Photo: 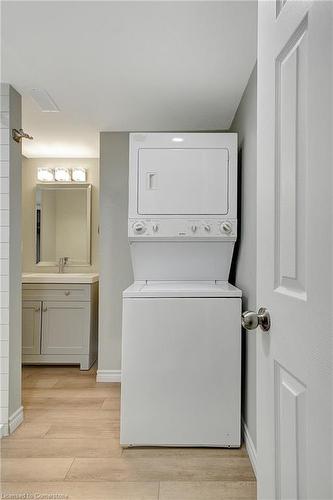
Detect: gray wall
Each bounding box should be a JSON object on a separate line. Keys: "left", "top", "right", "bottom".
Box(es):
{"left": 230, "top": 65, "right": 257, "bottom": 448}
{"left": 98, "top": 133, "right": 133, "bottom": 373}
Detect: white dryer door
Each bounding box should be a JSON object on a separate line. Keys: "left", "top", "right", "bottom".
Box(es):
{"left": 137, "top": 148, "right": 229, "bottom": 215}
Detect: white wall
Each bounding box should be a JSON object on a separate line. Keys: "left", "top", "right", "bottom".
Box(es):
{"left": 230, "top": 65, "right": 257, "bottom": 449}
{"left": 0, "top": 84, "right": 22, "bottom": 436}
{"left": 0, "top": 83, "right": 10, "bottom": 436}
{"left": 97, "top": 132, "right": 133, "bottom": 380}
{"left": 22, "top": 157, "right": 99, "bottom": 272}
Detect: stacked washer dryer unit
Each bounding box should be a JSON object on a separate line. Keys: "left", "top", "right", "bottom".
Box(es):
{"left": 121, "top": 132, "right": 242, "bottom": 447}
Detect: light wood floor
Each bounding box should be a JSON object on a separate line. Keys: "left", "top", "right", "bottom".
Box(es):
{"left": 1, "top": 365, "right": 256, "bottom": 500}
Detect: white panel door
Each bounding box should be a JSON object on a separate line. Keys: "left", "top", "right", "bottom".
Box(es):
{"left": 22, "top": 301, "right": 41, "bottom": 355}
{"left": 257, "top": 1, "right": 332, "bottom": 499}
{"left": 41, "top": 301, "right": 90, "bottom": 355}
{"left": 138, "top": 148, "right": 229, "bottom": 215}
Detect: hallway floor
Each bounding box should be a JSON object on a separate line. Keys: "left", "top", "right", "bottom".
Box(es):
{"left": 1, "top": 365, "right": 256, "bottom": 500}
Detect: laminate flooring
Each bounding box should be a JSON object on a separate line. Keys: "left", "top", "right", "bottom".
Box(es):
{"left": 1, "top": 365, "right": 256, "bottom": 500}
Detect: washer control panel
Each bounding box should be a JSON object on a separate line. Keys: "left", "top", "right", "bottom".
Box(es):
{"left": 129, "top": 219, "right": 237, "bottom": 239}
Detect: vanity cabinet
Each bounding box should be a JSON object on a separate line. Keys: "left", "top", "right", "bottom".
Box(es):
{"left": 22, "top": 282, "right": 98, "bottom": 370}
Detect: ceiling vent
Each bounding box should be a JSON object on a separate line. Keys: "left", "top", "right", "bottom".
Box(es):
{"left": 30, "top": 88, "right": 59, "bottom": 112}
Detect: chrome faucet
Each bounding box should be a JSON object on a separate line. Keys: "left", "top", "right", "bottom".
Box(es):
{"left": 58, "top": 257, "right": 69, "bottom": 273}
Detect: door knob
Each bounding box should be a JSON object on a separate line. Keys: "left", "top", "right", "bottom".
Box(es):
{"left": 242, "top": 307, "right": 271, "bottom": 332}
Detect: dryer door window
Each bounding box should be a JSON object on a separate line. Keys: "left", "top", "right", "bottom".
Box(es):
{"left": 137, "top": 148, "right": 229, "bottom": 215}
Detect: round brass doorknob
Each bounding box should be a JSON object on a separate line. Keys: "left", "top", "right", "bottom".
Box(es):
{"left": 242, "top": 307, "right": 271, "bottom": 332}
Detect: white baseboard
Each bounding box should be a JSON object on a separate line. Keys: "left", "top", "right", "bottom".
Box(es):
{"left": 9, "top": 406, "right": 24, "bottom": 434}
{"left": 242, "top": 417, "right": 257, "bottom": 478}
{"left": 96, "top": 369, "right": 121, "bottom": 383}
{"left": 0, "top": 423, "right": 8, "bottom": 438}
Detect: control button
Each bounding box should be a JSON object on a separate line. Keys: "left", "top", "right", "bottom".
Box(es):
{"left": 191, "top": 224, "right": 197, "bottom": 233}
{"left": 203, "top": 224, "right": 211, "bottom": 232}
{"left": 221, "top": 221, "right": 232, "bottom": 234}
{"left": 152, "top": 224, "right": 158, "bottom": 232}
{"left": 133, "top": 222, "right": 146, "bottom": 234}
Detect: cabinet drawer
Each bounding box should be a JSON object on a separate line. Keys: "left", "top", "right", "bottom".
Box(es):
{"left": 22, "top": 283, "right": 91, "bottom": 302}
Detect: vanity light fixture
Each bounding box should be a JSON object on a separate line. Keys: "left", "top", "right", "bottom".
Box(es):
{"left": 37, "top": 168, "right": 55, "bottom": 182}
{"left": 72, "top": 167, "right": 87, "bottom": 182}
{"left": 55, "top": 167, "right": 71, "bottom": 182}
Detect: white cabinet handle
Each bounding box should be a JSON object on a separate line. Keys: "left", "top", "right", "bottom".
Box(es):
{"left": 65, "top": 290, "right": 70, "bottom": 296}
{"left": 43, "top": 306, "right": 47, "bottom": 312}
{"left": 35, "top": 306, "right": 40, "bottom": 312}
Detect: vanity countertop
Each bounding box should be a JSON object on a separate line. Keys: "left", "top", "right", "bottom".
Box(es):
{"left": 22, "top": 273, "right": 99, "bottom": 284}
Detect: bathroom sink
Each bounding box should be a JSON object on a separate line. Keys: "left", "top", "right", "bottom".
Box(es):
{"left": 22, "top": 273, "right": 99, "bottom": 284}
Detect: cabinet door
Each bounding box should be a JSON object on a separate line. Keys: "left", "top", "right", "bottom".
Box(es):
{"left": 22, "top": 301, "right": 42, "bottom": 354}
{"left": 41, "top": 301, "right": 90, "bottom": 355}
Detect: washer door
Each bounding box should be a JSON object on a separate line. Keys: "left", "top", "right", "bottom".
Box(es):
{"left": 121, "top": 297, "right": 241, "bottom": 446}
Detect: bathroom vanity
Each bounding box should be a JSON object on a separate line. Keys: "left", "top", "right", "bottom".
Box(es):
{"left": 22, "top": 273, "right": 99, "bottom": 370}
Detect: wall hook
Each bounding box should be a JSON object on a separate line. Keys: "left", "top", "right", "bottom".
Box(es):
{"left": 12, "top": 128, "right": 33, "bottom": 143}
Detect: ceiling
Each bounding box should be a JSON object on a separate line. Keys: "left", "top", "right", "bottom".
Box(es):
{"left": 2, "top": 1, "right": 257, "bottom": 158}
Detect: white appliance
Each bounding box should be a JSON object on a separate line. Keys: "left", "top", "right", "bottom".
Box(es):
{"left": 120, "top": 132, "right": 242, "bottom": 447}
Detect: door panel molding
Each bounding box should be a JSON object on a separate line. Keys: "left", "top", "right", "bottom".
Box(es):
{"left": 274, "top": 362, "right": 307, "bottom": 500}
{"left": 274, "top": 16, "right": 308, "bottom": 300}
{"left": 276, "top": 0, "right": 288, "bottom": 18}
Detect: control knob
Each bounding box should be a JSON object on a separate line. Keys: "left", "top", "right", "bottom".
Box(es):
{"left": 203, "top": 224, "right": 211, "bottom": 232}
{"left": 221, "top": 221, "right": 232, "bottom": 234}
{"left": 133, "top": 221, "right": 146, "bottom": 234}
{"left": 191, "top": 224, "right": 197, "bottom": 233}
{"left": 152, "top": 224, "right": 158, "bottom": 232}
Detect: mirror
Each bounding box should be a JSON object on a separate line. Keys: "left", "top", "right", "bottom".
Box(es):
{"left": 35, "top": 184, "right": 91, "bottom": 266}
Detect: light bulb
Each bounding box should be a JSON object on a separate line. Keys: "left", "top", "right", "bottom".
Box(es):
{"left": 37, "top": 168, "right": 54, "bottom": 182}
{"left": 72, "top": 167, "right": 87, "bottom": 182}
{"left": 55, "top": 168, "right": 71, "bottom": 182}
